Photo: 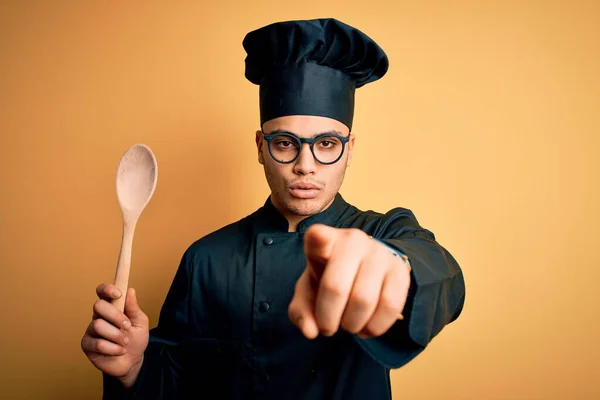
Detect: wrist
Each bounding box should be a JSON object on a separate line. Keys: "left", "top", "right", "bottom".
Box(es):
{"left": 118, "top": 357, "right": 144, "bottom": 389}
{"left": 370, "top": 236, "right": 411, "bottom": 270}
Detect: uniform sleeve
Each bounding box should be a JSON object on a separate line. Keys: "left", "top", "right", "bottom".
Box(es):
{"left": 354, "top": 207, "right": 466, "bottom": 369}
{"left": 102, "top": 249, "right": 195, "bottom": 399}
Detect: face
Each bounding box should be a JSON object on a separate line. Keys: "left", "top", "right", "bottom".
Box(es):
{"left": 255, "top": 115, "right": 355, "bottom": 221}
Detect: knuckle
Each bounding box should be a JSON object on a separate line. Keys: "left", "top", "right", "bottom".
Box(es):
{"left": 376, "top": 243, "right": 392, "bottom": 258}
{"left": 350, "top": 291, "right": 375, "bottom": 310}
{"left": 80, "top": 336, "right": 88, "bottom": 352}
{"left": 379, "top": 295, "right": 401, "bottom": 314}
{"left": 294, "top": 278, "right": 304, "bottom": 292}
{"left": 91, "top": 318, "right": 103, "bottom": 333}
{"left": 96, "top": 283, "right": 109, "bottom": 296}
{"left": 341, "top": 319, "right": 360, "bottom": 334}
{"left": 288, "top": 308, "right": 301, "bottom": 324}
{"left": 364, "top": 324, "right": 386, "bottom": 337}
{"left": 321, "top": 282, "right": 346, "bottom": 298}
{"left": 394, "top": 261, "right": 411, "bottom": 279}
{"left": 287, "top": 304, "right": 297, "bottom": 319}
{"left": 94, "top": 340, "right": 104, "bottom": 353}
{"left": 347, "top": 228, "right": 366, "bottom": 243}
{"left": 287, "top": 299, "right": 298, "bottom": 313}
{"left": 92, "top": 299, "right": 104, "bottom": 314}
{"left": 288, "top": 301, "right": 305, "bottom": 321}
{"left": 318, "top": 314, "right": 339, "bottom": 331}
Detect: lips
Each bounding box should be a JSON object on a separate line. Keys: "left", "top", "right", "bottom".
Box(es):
{"left": 289, "top": 183, "right": 320, "bottom": 190}
{"left": 288, "top": 182, "right": 321, "bottom": 199}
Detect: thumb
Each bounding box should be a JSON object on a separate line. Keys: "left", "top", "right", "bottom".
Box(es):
{"left": 304, "top": 224, "right": 338, "bottom": 268}
{"left": 124, "top": 288, "right": 148, "bottom": 327}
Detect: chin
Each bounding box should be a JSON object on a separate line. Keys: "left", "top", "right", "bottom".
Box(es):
{"left": 285, "top": 196, "right": 328, "bottom": 216}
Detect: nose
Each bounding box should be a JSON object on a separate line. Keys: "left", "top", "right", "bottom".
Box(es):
{"left": 293, "top": 143, "right": 317, "bottom": 175}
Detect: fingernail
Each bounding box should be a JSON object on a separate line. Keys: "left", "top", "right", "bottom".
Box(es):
{"left": 320, "top": 329, "right": 334, "bottom": 337}
{"left": 112, "top": 290, "right": 120, "bottom": 298}
{"left": 123, "top": 336, "right": 129, "bottom": 345}
{"left": 123, "top": 320, "right": 131, "bottom": 330}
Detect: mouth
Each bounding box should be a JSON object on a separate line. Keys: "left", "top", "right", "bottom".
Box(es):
{"left": 288, "top": 182, "right": 321, "bottom": 199}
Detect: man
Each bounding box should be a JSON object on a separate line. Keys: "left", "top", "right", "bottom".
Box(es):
{"left": 81, "top": 18, "right": 466, "bottom": 399}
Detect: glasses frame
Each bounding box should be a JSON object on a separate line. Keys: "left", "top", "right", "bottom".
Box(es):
{"left": 262, "top": 131, "right": 351, "bottom": 165}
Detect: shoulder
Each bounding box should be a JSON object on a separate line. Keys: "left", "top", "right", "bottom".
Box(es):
{"left": 180, "top": 207, "right": 261, "bottom": 263}
{"left": 341, "top": 202, "right": 434, "bottom": 240}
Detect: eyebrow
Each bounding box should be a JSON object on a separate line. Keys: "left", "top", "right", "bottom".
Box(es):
{"left": 264, "top": 129, "right": 344, "bottom": 138}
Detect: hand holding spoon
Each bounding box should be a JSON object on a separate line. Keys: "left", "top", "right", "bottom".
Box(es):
{"left": 112, "top": 144, "right": 158, "bottom": 312}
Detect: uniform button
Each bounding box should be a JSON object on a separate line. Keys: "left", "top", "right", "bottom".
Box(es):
{"left": 263, "top": 237, "right": 274, "bottom": 245}
{"left": 259, "top": 302, "right": 270, "bottom": 313}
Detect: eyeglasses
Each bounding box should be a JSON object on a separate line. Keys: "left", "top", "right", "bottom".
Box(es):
{"left": 262, "top": 131, "right": 350, "bottom": 165}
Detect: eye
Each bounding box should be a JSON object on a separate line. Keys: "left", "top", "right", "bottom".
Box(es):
{"left": 272, "top": 135, "right": 299, "bottom": 151}
{"left": 276, "top": 140, "right": 294, "bottom": 148}
{"left": 316, "top": 137, "right": 341, "bottom": 150}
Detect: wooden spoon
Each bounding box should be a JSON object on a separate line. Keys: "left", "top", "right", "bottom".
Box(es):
{"left": 112, "top": 143, "right": 158, "bottom": 312}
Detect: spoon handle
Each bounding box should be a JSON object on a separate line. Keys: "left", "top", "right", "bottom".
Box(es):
{"left": 112, "top": 220, "right": 136, "bottom": 313}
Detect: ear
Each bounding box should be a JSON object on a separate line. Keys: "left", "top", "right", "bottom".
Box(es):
{"left": 346, "top": 134, "right": 356, "bottom": 168}
{"left": 255, "top": 130, "right": 265, "bottom": 165}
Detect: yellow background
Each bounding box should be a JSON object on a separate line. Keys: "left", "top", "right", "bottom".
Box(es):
{"left": 1, "top": 1, "right": 599, "bottom": 399}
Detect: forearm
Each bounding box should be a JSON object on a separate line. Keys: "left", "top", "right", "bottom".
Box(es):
{"left": 355, "top": 231, "right": 465, "bottom": 368}
{"left": 383, "top": 234, "right": 465, "bottom": 345}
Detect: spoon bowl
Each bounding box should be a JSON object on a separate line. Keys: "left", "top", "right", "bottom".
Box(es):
{"left": 112, "top": 144, "right": 158, "bottom": 312}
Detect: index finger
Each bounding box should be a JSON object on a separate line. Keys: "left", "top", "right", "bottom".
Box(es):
{"left": 315, "top": 234, "right": 365, "bottom": 335}
{"left": 304, "top": 224, "right": 337, "bottom": 274}
{"left": 96, "top": 283, "right": 122, "bottom": 301}
{"left": 92, "top": 299, "right": 131, "bottom": 330}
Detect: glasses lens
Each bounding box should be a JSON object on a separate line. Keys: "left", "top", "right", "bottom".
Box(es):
{"left": 313, "top": 135, "right": 344, "bottom": 163}
{"left": 268, "top": 135, "right": 300, "bottom": 163}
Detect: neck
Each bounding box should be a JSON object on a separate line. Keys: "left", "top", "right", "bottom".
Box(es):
{"left": 286, "top": 215, "right": 307, "bottom": 233}
{"left": 269, "top": 194, "right": 337, "bottom": 233}
{"left": 269, "top": 198, "right": 308, "bottom": 232}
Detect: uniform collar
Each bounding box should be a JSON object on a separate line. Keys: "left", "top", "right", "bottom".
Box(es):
{"left": 261, "top": 193, "right": 350, "bottom": 233}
